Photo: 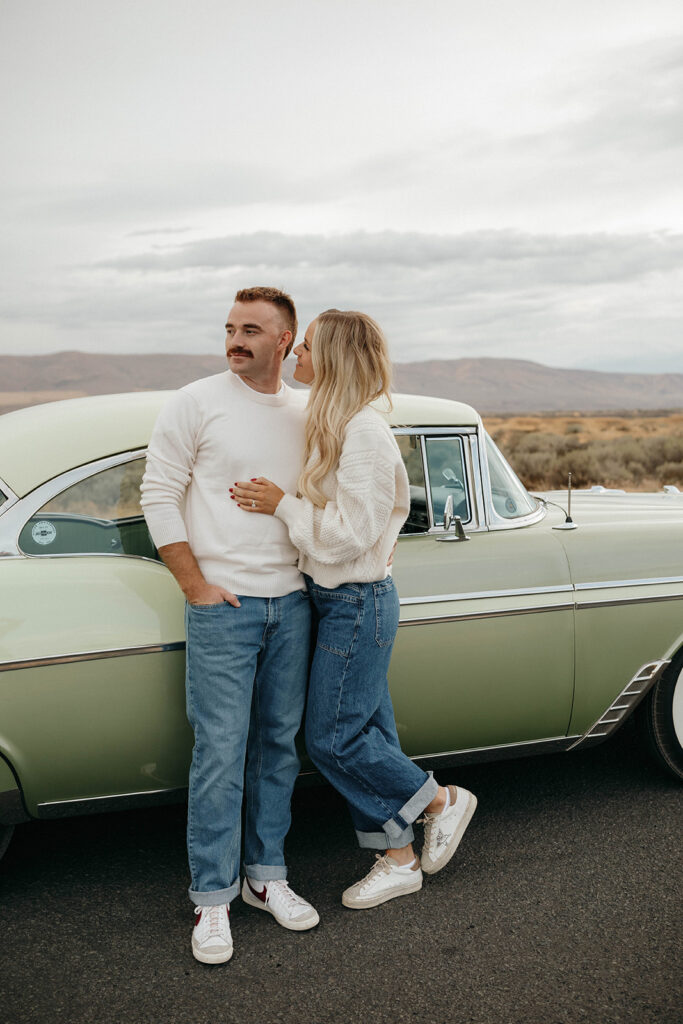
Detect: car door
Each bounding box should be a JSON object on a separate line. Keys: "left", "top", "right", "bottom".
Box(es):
{"left": 0, "top": 453, "right": 191, "bottom": 817}
{"left": 389, "top": 430, "right": 575, "bottom": 759}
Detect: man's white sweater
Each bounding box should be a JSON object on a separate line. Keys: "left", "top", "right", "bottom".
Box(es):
{"left": 274, "top": 406, "right": 411, "bottom": 589}
{"left": 140, "top": 371, "right": 307, "bottom": 598}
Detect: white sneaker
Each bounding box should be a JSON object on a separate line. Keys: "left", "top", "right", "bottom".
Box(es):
{"left": 192, "top": 904, "right": 233, "bottom": 964}
{"left": 342, "top": 854, "right": 423, "bottom": 909}
{"left": 420, "top": 784, "right": 477, "bottom": 875}
{"left": 241, "top": 878, "right": 319, "bottom": 931}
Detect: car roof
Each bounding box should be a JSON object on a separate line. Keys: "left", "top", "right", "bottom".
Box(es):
{"left": 0, "top": 385, "right": 479, "bottom": 497}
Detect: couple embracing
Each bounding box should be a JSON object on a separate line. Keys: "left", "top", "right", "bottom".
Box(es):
{"left": 141, "top": 287, "right": 477, "bottom": 964}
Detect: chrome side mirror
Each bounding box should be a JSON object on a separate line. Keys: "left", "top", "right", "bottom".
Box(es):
{"left": 437, "top": 495, "right": 470, "bottom": 542}
{"left": 443, "top": 493, "right": 454, "bottom": 531}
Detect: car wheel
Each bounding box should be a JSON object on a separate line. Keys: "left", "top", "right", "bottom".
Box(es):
{"left": 0, "top": 823, "right": 14, "bottom": 862}
{"left": 637, "top": 650, "right": 683, "bottom": 782}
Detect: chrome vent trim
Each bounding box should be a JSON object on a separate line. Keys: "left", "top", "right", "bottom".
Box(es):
{"left": 569, "top": 660, "right": 670, "bottom": 750}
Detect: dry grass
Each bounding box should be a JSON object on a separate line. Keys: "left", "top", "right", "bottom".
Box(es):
{"left": 484, "top": 412, "right": 683, "bottom": 491}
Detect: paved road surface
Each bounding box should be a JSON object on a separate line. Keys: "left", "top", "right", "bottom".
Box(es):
{"left": 1, "top": 722, "right": 681, "bottom": 1024}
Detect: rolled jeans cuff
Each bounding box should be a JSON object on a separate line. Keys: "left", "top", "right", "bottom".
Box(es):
{"left": 189, "top": 881, "right": 240, "bottom": 906}
{"left": 354, "top": 771, "right": 439, "bottom": 850}
{"left": 244, "top": 864, "right": 288, "bottom": 882}
{"left": 356, "top": 824, "right": 415, "bottom": 850}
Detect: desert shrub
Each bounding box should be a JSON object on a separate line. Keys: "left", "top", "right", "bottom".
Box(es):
{"left": 498, "top": 422, "right": 683, "bottom": 491}
{"left": 658, "top": 461, "right": 683, "bottom": 485}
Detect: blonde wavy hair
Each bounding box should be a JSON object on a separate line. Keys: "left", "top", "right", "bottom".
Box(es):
{"left": 299, "top": 309, "right": 393, "bottom": 508}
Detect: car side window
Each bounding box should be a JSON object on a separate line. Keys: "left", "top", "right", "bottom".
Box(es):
{"left": 18, "top": 457, "right": 160, "bottom": 560}
{"left": 395, "top": 434, "right": 430, "bottom": 534}
{"left": 425, "top": 437, "right": 470, "bottom": 524}
{"left": 484, "top": 433, "right": 537, "bottom": 519}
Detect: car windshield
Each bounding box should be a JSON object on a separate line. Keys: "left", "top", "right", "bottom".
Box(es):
{"left": 485, "top": 432, "right": 538, "bottom": 519}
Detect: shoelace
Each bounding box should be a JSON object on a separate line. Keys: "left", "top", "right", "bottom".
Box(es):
{"left": 359, "top": 854, "right": 394, "bottom": 892}
{"left": 195, "top": 904, "right": 228, "bottom": 938}
{"left": 267, "top": 880, "right": 309, "bottom": 910}
{"left": 418, "top": 809, "right": 444, "bottom": 855}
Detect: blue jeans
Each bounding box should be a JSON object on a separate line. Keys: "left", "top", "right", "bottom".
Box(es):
{"left": 184, "top": 589, "right": 310, "bottom": 906}
{"left": 304, "top": 575, "right": 437, "bottom": 849}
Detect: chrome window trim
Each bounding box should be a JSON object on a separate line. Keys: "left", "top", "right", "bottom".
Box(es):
{"left": 0, "top": 449, "right": 148, "bottom": 557}
{"left": 0, "top": 474, "right": 19, "bottom": 516}
{"left": 419, "top": 434, "right": 435, "bottom": 528}
{"left": 393, "top": 428, "right": 481, "bottom": 536}
{"left": 478, "top": 421, "right": 546, "bottom": 531}
{"left": 0, "top": 641, "right": 186, "bottom": 673}
{"left": 469, "top": 434, "right": 485, "bottom": 528}
{"left": 423, "top": 433, "right": 473, "bottom": 528}
{"left": 392, "top": 426, "right": 478, "bottom": 436}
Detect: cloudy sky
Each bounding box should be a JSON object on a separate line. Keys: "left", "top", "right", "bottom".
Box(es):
{"left": 1, "top": 0, "right": 682, "bottom": 371}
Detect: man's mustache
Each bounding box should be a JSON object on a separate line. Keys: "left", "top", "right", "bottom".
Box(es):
{"left": 227, "top": 347, "right": 253, "bottom": 358}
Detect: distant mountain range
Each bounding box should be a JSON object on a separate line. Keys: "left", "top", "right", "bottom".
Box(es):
{"left": 0, "top": 351, "right": 681, "bottom": 413}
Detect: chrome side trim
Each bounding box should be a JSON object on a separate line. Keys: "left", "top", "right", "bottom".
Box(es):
{"left": 36, "top": 786, "right": 187, "bottom": 819}
{"left": 399, "top": 577, "right": 683, "bottom": 611}
{"left": 576, "top": 594, "right": 683, "bottom": 611}
{"left": 569, "top": 660, "right": 670, "bottom": 750}
{"left": 35, "top": 737, "right": 583, "bottom": 818}
{"left": 400, "top": 584, "right": 574, "bottom": 606}
{"left": 576, "top": 576, "right": 683, "bottom": 591}
{"left": 0, "top": 641, "right": 186, "bottom": 673}
{"left": 400, "top": 603, "right": 574, "bottom": 626}
{"left": 411, "top": 735, "right": 579, "bottom": 769}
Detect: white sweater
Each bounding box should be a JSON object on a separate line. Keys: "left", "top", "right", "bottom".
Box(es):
{"left": 274, "top": 405, "right": 410, "bottom": 588}
{"left": 140, "top": 371, "right": 307, "bottom": 598}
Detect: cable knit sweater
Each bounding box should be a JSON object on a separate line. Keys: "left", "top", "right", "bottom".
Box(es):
{"left": 274, "top": 405, "right": 410, "bottom": 588}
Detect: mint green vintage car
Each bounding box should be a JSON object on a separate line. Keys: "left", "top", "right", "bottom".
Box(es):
{"left": 1, "top": 391, "right": 682, "bottom": 860}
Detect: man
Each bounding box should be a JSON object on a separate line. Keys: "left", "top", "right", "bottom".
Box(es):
{"left": 141, "top": 287, "right": 318, "bottom": 965}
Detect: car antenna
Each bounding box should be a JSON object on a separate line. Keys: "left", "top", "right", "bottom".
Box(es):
{"left": 552, "top": 472, "right": 578, "bottom": 530}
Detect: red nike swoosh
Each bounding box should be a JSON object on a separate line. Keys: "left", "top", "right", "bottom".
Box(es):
{"left": 247, "top": 879, "right": 267, "bottom": 903}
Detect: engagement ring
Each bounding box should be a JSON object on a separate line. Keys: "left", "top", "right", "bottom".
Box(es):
{"left": 251, "top": 500, "right": 256, "bottom": 508}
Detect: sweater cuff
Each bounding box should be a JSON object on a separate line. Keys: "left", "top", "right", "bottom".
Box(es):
{"left": 145, "top": 515, "right": 189, "bottom": 550}
{"left": 274, "top": 492, "right": 305, "bottom": 528}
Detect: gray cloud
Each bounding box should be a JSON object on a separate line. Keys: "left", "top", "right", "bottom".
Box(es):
{"left": 97, "top": 228, "right": 683, "bottom": 288}
{"left": 2, "top": 228, "right": 680, "bottom": 372}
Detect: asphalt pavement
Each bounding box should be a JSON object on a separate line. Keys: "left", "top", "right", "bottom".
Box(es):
{"left": 1, "top": 721, "right": 681, "bottom": 1024}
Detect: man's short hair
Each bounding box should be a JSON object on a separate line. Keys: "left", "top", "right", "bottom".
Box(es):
{"left": 234, "top": 286, "right": 297, "bottom": 358}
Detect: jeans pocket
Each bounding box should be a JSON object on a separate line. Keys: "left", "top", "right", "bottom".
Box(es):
{"left": 313, "top": 588, "right": 363, "bottom": 658}
{"left": 373, "top": 577, "right": 399, "bottom": 647}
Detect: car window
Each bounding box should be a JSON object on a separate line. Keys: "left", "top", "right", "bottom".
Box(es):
{"left": 395, "top": 435, "right": 430, "bottom": 534}
{"left": 18, "top": 457, "right": 160, "bottom": 559}
{"left": 485, "top": 432, "right": 537, "bottom": 519}
{"left": 425, "top": 437, "right": 470, "bottom": 524}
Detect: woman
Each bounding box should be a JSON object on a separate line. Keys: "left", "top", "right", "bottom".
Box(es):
{"left": 231, "top": 309, "right": 476, "bottom": 909}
